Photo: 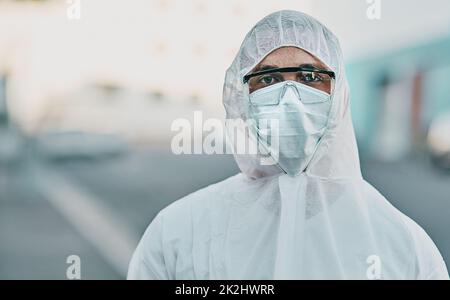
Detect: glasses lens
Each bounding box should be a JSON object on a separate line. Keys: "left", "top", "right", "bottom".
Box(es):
{"left": 248, "top": 72, "right": 284, "bottom": 94}
{"left": 248, "top": 70, "right": 333, "bottom": 95}
{"left": 297, "top": 70, "right": 333, "bottom": 94}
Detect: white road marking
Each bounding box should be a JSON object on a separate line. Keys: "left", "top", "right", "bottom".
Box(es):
{"left": 33, "top": 166, "right": 138, "bottom": 277}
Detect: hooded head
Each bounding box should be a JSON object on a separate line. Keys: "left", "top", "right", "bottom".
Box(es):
{"left": 223, "top": 10, "right": 362, "bottom": 180}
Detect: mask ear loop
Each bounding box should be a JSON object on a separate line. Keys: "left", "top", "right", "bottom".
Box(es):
{"left": 301, "top": 75, "right": 336, "bottom": 176}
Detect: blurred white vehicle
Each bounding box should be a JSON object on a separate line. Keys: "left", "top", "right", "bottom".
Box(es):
{"left": 427, "top": 112, "right": 450, "bottom": 170}
{"left": 0, "top": 127, "right": 24, "bottom": 165}
{"left": 34, "top": 131, "right": 128, "bottom": 161}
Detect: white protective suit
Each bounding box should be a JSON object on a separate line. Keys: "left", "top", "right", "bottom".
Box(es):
{"left": 128, "top": 10, "right": 449, "bottom": 279}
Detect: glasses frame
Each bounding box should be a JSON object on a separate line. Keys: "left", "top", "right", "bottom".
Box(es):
{"left": 243, "top": 66, "right": 336, "bottom": 84}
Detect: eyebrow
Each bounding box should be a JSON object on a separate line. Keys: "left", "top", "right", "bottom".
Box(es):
{"left": 252, "top": 64, "right": 279, "bottom": 72}
{"left": 253, "top": 63, "right": 328, "bottom": 73}
{"left": 299, "top": 63, "right": 324, "bottom": 70}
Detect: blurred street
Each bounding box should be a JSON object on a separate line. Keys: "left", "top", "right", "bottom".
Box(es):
{"left": 1, "top": 150, "right": 449, "bottom": 279}
{"left": 0, "top": 149, "right": 240, "bottom": 279}
{"left": 362, "top": 159, "right": 450, "bottom": 267}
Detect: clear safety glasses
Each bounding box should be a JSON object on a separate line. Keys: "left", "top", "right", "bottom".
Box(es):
{"left": 243, "top": 66, "right": 335, "bottom": 95}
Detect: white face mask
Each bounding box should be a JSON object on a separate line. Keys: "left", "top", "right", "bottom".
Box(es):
{"left": 248, "top": 80, "right": 332, "bottom": 176}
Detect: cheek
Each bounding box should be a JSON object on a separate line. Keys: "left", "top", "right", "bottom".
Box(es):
{"left": 317, "top": 81, "right": 332, "bottom": 95}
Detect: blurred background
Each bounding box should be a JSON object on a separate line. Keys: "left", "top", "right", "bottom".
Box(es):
{"left": 0, "top": 0, "right": 449, "bottom": 279}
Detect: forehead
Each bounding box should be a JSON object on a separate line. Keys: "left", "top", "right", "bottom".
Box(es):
{"left": 254, "top": 46, "right": 329, "bottom": 70}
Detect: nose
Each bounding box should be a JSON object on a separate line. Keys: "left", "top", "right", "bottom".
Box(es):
{"left": 281, "top": 81, "right": 300, "bottom": 99}
{"left": 282, "top": 72, "right": 298, "bottom": 82}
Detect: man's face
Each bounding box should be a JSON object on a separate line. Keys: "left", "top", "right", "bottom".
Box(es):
{"left": 248, "top": 46, "right": 333, "bottom": 94}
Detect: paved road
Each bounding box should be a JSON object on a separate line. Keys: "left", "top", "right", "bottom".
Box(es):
{"left": 362, "top": 158, "right": 450, "bottom": 266}
{"left": 0, "top": 149, "right": 239, "bottom": 279}
{"left": 1, "top": 149, "right": 449, "bottom": 279}
{"left": 0, "top": 161, "right": 121, "bottom": 279}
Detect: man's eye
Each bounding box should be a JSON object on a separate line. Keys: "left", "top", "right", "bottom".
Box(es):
{"left": 299, "top": 71, "right": 323, "bottom": 83}
{"left": 258, "top": 75, "right": 279, "bottom": 85}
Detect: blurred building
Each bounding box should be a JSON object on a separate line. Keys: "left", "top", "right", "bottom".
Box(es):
{"left": 0, "top": 75, "right": 7, "bottom": 125}
{"left": 347, "top": 35, "right": 450, "bottom": 160}
{"left": 1, "top": 0, "right": 450, "bottom": 150}
{"left": 0, "top": 0, "right": 314, "bottom": 146}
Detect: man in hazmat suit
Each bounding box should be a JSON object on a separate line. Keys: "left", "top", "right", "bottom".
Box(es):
{"left": 128, "top": 10, "right": 449, "bottom": 280}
